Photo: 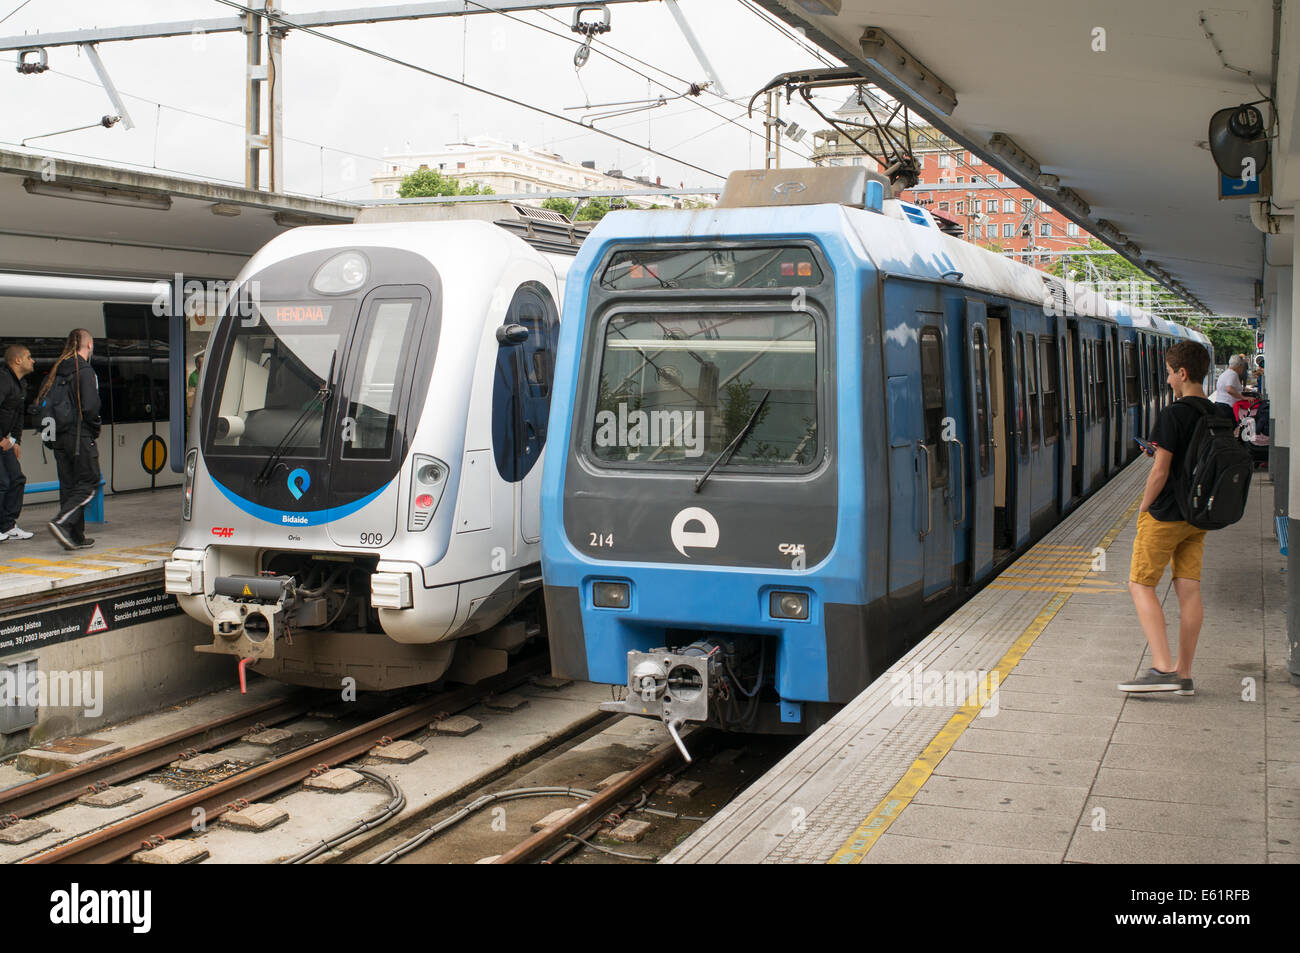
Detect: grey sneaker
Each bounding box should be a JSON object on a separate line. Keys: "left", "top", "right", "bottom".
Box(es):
{"left": 1176, "top": 678, "right": 1195, "bottom": 696}
{"left": 48, "top": 521, "right": 76, "bottom": 551}
{"left": 1118, "top": 668, "right": 1182, "bottom": 693}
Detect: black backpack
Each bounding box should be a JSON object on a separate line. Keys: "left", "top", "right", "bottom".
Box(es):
{"left": 36, "top": 374, "right": 80, "bottom": 451}
{"left": 1181, "top": 399, "right": 1253, "bottom": 529}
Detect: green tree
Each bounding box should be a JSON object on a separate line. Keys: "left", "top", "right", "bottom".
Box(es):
{"left": 397, "top": 167, "right": 494, "bottom": 198}
{"left": 541, "top": 197, "right": 576, "bottom": 219}
{"left": 1202, "top": 326, "right": 1256, "bottom": 362}
{"left": 540, "top": 196, "right": 620, "bottom": 221}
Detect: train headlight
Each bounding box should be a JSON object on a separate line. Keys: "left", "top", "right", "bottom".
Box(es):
{"left": 769, "top": 590, "right": 809, "bottom": 621}
{"left": 593, "top": 581, "right": 631, "bottom": 609}
{"left": 408, "top": 454, "right": 449, "bottom": 532}
{"left": 311, "top": 250, "right": 369, "bottom": 295}
{"left": 182, "top": 449, "right": 198, "bottom": 521}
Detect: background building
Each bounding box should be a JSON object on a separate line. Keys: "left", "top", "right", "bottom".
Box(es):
{"left": 371, "top": 137, "right": 698, "bottom": 207}
{"left": 812, "top": 97, "right": 1094, "bottom": 268}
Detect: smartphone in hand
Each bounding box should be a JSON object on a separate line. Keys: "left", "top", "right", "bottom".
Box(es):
{"left": 1134, "top": 436, "right": 1157, "bottom": 457}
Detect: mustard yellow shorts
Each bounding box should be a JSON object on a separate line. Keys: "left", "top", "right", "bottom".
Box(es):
{"left": 1129, "top": 511, "right": 1207, "bottom": 587}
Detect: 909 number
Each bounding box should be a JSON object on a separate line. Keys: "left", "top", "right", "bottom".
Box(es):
{"left": 359, "top": 532, "right": 384, "bottom": 546}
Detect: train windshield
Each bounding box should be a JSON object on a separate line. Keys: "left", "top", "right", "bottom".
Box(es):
{"left": 590, "top": 311, "right": 818, "bottom": 468}
{"left": 206, "top": 300, "right": 352, "bottom": 456}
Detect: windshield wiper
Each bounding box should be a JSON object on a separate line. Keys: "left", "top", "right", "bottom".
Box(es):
{"left": 253, "top": 352, "right": 336, "bottom": 488}
{"left": 693, "top": 390, "right": 770, "bottom": 494}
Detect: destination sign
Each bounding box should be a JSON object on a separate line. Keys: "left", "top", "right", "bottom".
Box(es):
{"left": 269, "top": 303, "right": 333, "bottom": 324}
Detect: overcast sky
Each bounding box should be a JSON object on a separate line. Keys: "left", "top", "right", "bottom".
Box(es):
{"left": 0, "top": 0, "right": 840, "bottom": 201}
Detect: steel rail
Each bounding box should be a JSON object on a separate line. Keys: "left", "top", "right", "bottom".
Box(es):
{"left": 492, "top": 736, "right": 684, "bottom": 864}
{"left": 0, "top": 695, "right": 309, "bottom": 820}
{"left": 24, "top": 658, "right": 546, "bottom": 864}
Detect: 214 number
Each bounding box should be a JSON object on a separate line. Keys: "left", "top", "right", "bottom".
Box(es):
{"left": 589, "top": 532, "right": 613, "bottom": 548}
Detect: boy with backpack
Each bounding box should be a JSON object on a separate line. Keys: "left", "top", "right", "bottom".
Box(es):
{"left": 1119, "top": 340, "right": 1253, "bottom": 696}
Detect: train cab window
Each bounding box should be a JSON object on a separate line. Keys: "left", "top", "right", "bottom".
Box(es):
{"left": 1026, "top": 335, "right": 1041, "bottom": 447}
{"left": 1123, "top": 342, "right": 1139, "bottom": 406}
{"left": 207, "top": 300, "right": 350, "bottom": 455}
{"left": 342, "top": 299, "right": 420, "bottom": 459}
{"left": 1014, "top": 333, "right": 1028, "bottom": 455}
{"left": 493, "top": 281, "right": 560, "bottom": 481}
{"left": 972, "top": 325, "right": 991, "bottom": 476}
{"left": 1040, "top": 337, "right": 1059, "bottom": 443}
{"left": 590, "top": 309, "right": 819, "bottom": 468}
{"left": 919, "top": 326, "right": 948, "bottom": 486}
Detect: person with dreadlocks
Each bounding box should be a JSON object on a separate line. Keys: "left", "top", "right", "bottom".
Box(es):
{"left": 37, "top": 328, "right": 102, "bottom": 550}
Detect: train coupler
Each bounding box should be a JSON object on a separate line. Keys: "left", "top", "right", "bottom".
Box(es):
{"left": 599, "top": 642, "right": 729, "bottom": 764}
{"left": 198, "top": 574, "right": 300, "bottom": 662}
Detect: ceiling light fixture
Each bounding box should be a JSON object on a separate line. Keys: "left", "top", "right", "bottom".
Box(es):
{"left": 209, "top": 203, "right": 242, "bottom": 217}
{"left": 22, "top": 178, "right": 171, "bottom": 211}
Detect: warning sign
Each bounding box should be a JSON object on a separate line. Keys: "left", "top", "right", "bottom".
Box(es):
{"left": 0, "top": 586, "right": 182, "bottom": 659}
{"left": 86, "top": 604, "right": 108, "bottom": 634}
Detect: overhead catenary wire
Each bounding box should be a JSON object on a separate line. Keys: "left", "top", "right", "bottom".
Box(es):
{"left": 207, "top": 0, "right": 726, "bottom": 181}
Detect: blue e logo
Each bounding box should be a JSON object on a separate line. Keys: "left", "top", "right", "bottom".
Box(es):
{"left": 287, "top": 468, "right": 310, "bottom": 500}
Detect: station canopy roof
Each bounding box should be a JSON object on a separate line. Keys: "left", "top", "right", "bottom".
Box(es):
{"left": 0, "top": 148, "right": 357, "bottom": 280}
{"left": 762, "top": 0, "right": 1295, "bottom": 318}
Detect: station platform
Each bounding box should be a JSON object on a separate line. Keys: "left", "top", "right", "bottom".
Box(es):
{"left": 0, "top": 489, "right": 180, "bottom": 604}
{"left": 666, "top": 464, "right": 1296, "bottom": 865}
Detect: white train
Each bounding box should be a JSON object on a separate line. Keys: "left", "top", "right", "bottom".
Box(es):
{"left": 164, "top": 206, "right": 580, "bottom": 689}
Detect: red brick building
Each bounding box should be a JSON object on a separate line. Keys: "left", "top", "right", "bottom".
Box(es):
{"left": 811, "top": 99, "right": 1094, "bottom": 269}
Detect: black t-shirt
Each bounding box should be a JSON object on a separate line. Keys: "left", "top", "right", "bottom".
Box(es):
{"left": 1147, "top": 396, "right": 1216, "bottom": 522}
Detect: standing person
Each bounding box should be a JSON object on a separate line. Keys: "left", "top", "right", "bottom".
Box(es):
{"left": 36, "top": 329, "right": 102, "bottom": 551}
{"left": 1211, "top": 354, "right": 1247, "bottom": 419}
{"left": 0, "top": 344, "right": 36, "bottom": 540}
{"left": 186, "top": 351, "right": 203, "bottom": 417}
{"left": 1119, "top": 340, "right": 1216, "bottom": 695}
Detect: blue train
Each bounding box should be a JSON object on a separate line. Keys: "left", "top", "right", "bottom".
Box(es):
{"left": 540, "top": 167, "right": 1212, "bottom": 754}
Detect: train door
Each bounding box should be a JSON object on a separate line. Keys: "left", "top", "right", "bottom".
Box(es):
{"left": 986, "top": 310, "right": 1012, "bottom": 562}
{"left": 1040, "top": 334, "right": 1063, "bottom": 517}
{"left": 1091, "top": 335, "right": 1109, "bottom": 482}
{"left": 509, "top": 283, "right": 559, "bottom": 545}
{"left": 1068, "top": 322, "right": 1087, "bottom": 498}
{"left": 104, "top": 306, "right": 181, "bottom": 492}
{"left": 963, "top": 299, "right": 994, "bottom": 584}
{"left": 1109, "top": 328, "right": 1123, "bottom": 469}
{"left": 882, "top": 281, "right": 951, "bottom": 601}
{"left": 918, "top": 323, "right": 953, "bottom": 599}
{"left": 1010, "top": 328, "right": 1031, "bottom": 548}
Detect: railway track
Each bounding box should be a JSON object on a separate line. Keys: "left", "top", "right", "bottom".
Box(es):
{"left": 20, "top": 657, "right": 547, "bottom": 864}
{"left": 0, "top": 695, "right": 312, "bottom": 821}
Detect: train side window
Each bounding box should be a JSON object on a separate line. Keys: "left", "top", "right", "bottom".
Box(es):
{"left": 919, "top": 325, "right": 949, "bottom": 486}
{"left": 972, "top": 325, "right": 990, "bottom": 476}
{"left": 1040, "top": 337, "right": 1059, "bottom": 443}
{"left": 1123, "top": 342, "right": 1139, "bottom": 406}
{"left": 1026, "top": 335, "right": 1040, "bottom": 447}
{"left": 1014, "top": 332, "right": 1028, "bottom": 455}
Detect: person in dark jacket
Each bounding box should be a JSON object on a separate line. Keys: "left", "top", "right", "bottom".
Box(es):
{"left": 0, "top": 343, "right": 35, "bottom": 540}
{"left": 35, "top": 329, "right": 102, "bottom": 550}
